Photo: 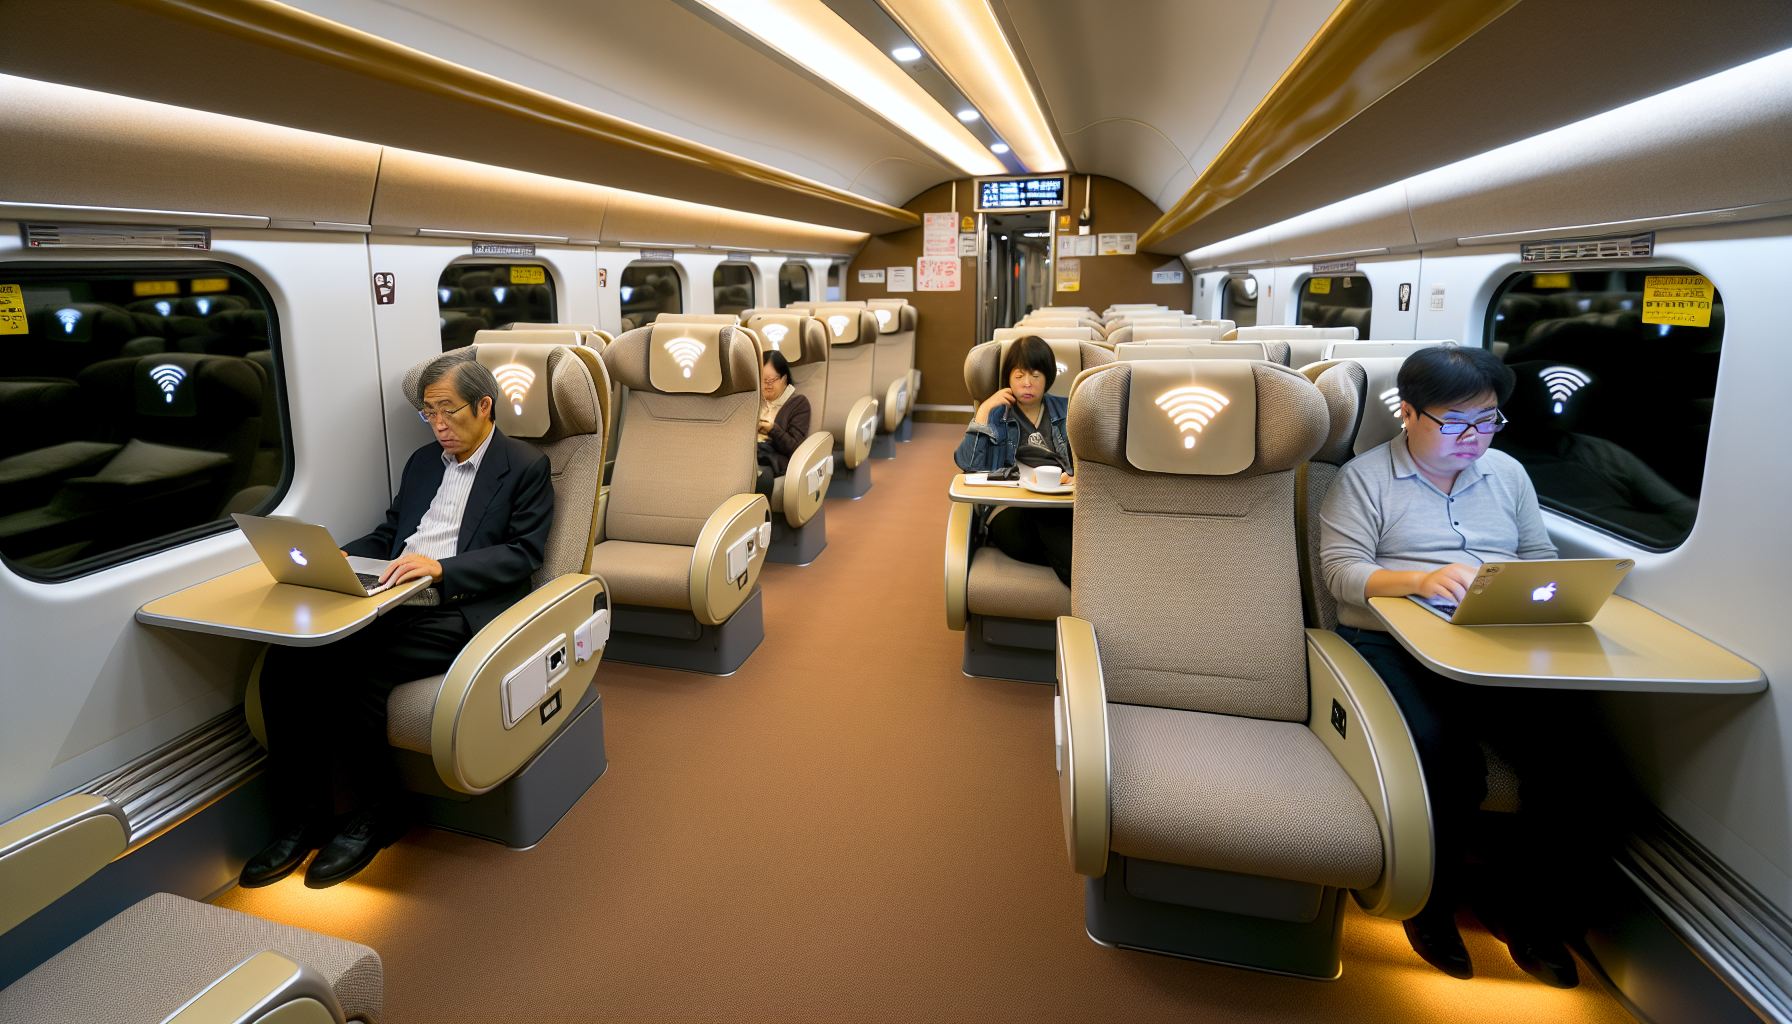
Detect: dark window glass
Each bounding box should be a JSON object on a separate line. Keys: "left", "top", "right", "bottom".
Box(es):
{"left": 1220, "top": 273, "right": 1257, "bottom": 327}
{"left": 0, "top": 263, "right": 286, "bottom": 579}
{"left": 1487, "top": 267, "right": 1720, "bottom": 550}
{"left": 1299, "top": 274, "right": 1371, "bottom": 336}
{"left": 436, "top": 263, "right": 556, "bottom": 351}
{"left": 826, "top": 263, "right": 841, "bottom": 302}
{"left": 619, "top": 264, "right": 683, "bottom": 331}
{"left": 778, "top": 262, "right": 810, "bottom": 306}
{"left": 714, "top": 263, "right": 754, "bottom": 317}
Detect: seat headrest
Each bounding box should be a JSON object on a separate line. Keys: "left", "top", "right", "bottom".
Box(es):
{"left": 502, "top": 322, "right": 597, "bottom": 333}
{"left": 604, "top": 323, "right": 757, "bottom": 397}
{"left": 1070, "top": 360, "right": 1325, "bottom": 478}
{"left": 404, "top": 344, "right": 603, "bottom": 441}
{"left": 1228, "top": 325, "right": 1358, "bottom": 341}
{"left": 965, "top": 339, "right": 1113, "bottom": 402}
{"left": 992, "top": 326, "right": 1098, "bottom": 343}
{"left": 1327, "top": 356, "right": 1410, "bottom": 455}
{"left": 744, "top": 312, "right": 828, "bottom": 365}
{"left": 655, "top": 313, "right": 740, "bottom": 326}
{"left": 1311, "top": 360, "right": 1367, "bottom": 465}
{"left": 472, "top": 342, "right": 553, "bottom": 437}
{"left": 134, "top": 352, "right": 206, "bottom": 417}
{"left": 1116, "top": 340, "right": 1270, "bottom": 361}
{"left": 810, "top": 307, "right": 876, "bottom": 345}
{"left": 1111, "top": 325, "right": 1228, "bottom": 344}
{"left": 1321, "top": 340, "right": 1443, "bottom": 360}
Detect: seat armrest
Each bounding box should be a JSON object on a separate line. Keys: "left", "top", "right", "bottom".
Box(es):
{"left": 431, "top": 574, "right": 609, "bottom": 794}
{"left": 944, "top": 503, "right": 973, "bottom": 631}
{"left": 882, "top": 377, "right": 910, "bottom": 432}
{"left": 0, "top": 794, "right": 130, "bottom": 936}
{"left": 840, "top": 395, "right": 878, "bottom": 468}
{"left": 1305, "top": 628, "right": 1433, "bottom": 919}
{"left": 1056, "top": 615, "right": 1110, "bottom": 878}
{"left": 164, "top": 949, "right": 345, "bottom": 1024}
{"left": 593, "top": 486, "right": 609, "bottom": 546}
{"left": 780, "top": 431, "right": 834, "bottom": 528}
{"left": 690, "top": 493, "right": 771, "bottom": 626}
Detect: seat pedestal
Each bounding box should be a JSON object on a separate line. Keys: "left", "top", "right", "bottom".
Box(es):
{"left": 826, "top": 457, "right": 872, "bottom": 499}
{"left": 1086, "top": 854, "right": 1346, "bottom": 980}
{"left": 962, "top": 613, "right": 1055, "bottom": 684}
{"left": 896, "top": 413, "right": 913, "bottom": 441}
{"left": 602, "top": 590, "right": 764, "bottom": 675}
{"left": 870, "top": 432, "right": 897, "bottom": 459}
{"left": 398, "top": 686, "right": 607, "bottom": 850}
{"left": 766, "top": 504, "right": 826, "bottom": 565}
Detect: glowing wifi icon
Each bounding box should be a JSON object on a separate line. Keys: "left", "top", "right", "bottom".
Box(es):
{"left": 55, "top": 308, "right": 82, "bottom": 335}
{"left": 1055, "top": 361, "right": 1069, "bottom": 377}
{"left": 762, "top": 323, "right": 788, "bottom": 350}
{"left": 149, "top": 364, "right": 186, "bottom": 404}
{"left": 493, "top": 364, "right": 535, "bottom": 415}
{"left": 827, "top": 315, "right": 849, "bottom": 337}
{"left": 1154, "top": 385, "right": 1229, "bottom": 449}
{"left": 664, "top": 337, "right": 706, "bottom": 379}
{"left": 439, "top": 288, "right": 452, "bottom": 304}
{"left": 1379, "top": 386, "right": 1402, "bottom": 417}
{"left": 874, "top": 309, "right": 891, "bottom": 328}
{"left": 194, "top": 298, "right": 212, "bottom": 315}
{"left": 154, "top": 301, "right": 173, "bottom": 316}
{"left": 1540, "top": 365, "right": 1590, "bottom": 414}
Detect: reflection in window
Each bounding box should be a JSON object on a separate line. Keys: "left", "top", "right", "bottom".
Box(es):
{"left": 778, "top": 262, "right": 810, "bottom": 307}
{"left": 0, "top": 265, "right": 285, "bottom": 579}
{"left": 1299, "top": 274, "right": 1371, "bottom": 336}
{"left": 714, "top": 263, "right": 754, "bottom": 317}
{"left": 437, "top": 263, "right": 555, "bottom": 351}
{"left": 1220, "top": 273, "right": 1257, "bottom": 328}
{"left": 1489, "top": 268, "right": 1721, "bottom": 549}
{"left": 619, "top": 264, "right": 683, "bottom": 332}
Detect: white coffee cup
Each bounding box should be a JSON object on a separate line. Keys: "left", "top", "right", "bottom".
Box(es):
{"left": 1031, "top": 465, "right": 1062, "bottom": 488}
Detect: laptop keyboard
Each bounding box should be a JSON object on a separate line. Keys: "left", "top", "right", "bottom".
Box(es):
{"left": 355, "top": 572, "right": 384, "bottom": 589}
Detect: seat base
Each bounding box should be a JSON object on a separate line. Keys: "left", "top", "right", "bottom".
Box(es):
{"left": 601, "top": 590, "right": 764, "bottom": 675}
{"left": 1087, "top": 854, "right": 1346, "bottom": 980}
{"left": 896, "top": 412, "right": 913, "bottom": 441}
{"left": 826, "top": 457, "right": 872, "bottom": 499}
{"left": 870, "top": 432, "right": 897, "bottom": 459}
{"left": 963, "top": 613, "right": 1055, "bottom": 684}
{"left": 397, "top": 686, "right": 607, "bottom": 850}
{"left": 766, "top": 504, "right": 826, "bottom": 565}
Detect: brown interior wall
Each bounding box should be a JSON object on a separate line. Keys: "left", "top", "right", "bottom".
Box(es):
{"left": 847, "top": 175, "right": 1185, "bottom": 421}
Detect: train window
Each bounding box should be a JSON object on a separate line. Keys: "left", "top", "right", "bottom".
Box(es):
{"left": 437, "top": 263, "right": 555, "bottom": 351}
{"left": 1220, "top": 273, "right": 1258, "bottom": 327}
{"left": 1299, "top": 274, "right": 1371, "bottom": 336}
{"left": 825, "top": 264, "right": 841, "bottom": 302}
{"left": 714, "top": 263, "right": 754, "bottom": 317}
{"left": 0, "top": 263, "right": 287, "bottom": 580}
{"left": 619, "top": 264, "right": 683, "bottom": 331}
{"left": 1487, "top": 267, "right": 1721, "bottom": 550}
{"left": 778, "top": 262, "right": 810, "bottom": 306}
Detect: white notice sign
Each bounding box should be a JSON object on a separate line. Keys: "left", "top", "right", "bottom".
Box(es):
{"left": 1098, "top": 233, "right": 1137, "bottom": 256}
{"left": 1056, "top": 235, "right": 1074, "bottom": 257}
{"left": 923, "top": 212, "right": 957, "bottom": 257}
{"left": 917, "top": 257, "right": 960, "bottom": 291}
{"left": 858, "top": 268, "right": 886, "bottom": 283}
{"left": 1074, "top": 234, "right": 1097, "bottom": 257}
{"left": 958, "top": 232, "right": 978, "bottom": 257}
{"left": 1152, "top": 269, "right": 1185, "bottom": 284}
{"left": 1429, "top": 284, "right": 1446, "bottom": 311}
{"left": 887, "top": 266, "right": 914, "bottom": 292}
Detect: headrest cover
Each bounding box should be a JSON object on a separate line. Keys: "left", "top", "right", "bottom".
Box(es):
{"left": 648, "top": 322, "right": 728, "bottom": 393}
{"left": 1134, "top": 326, "right": 1226, "bottom": 342}
{"left": 655, "top": 313, "right": 740, "bottom": 325}
{"left": 1312, "top": 360, "right": 1367, "bottom": 464}
{"left": 992, "top": 326, "right": 1097, "bottom": 342}
{"left": 1324, "top": 340, "right": 1442, "bottom": 360}
{"left": 812, "top": 306, "right": 869, "bottom": 345}
{"left": 1346, "top": 357, "right": 1410, "bottom": 456}
{"left": 995, "top": 337, "right": 1092, "bottom": 399}
{"left": 503, "top": 322, "right": 597, "bottom": 333}
{"left": 744, "top": 313, "right": 825, "bottom": 365}
{"left": 135, "top": 352, "right": 205, "bottom": 417}
{"left": 1125, "top": 360, "right": 1259, "bottom": 475}
{"left": 870, "top": 306, "right": 896, "bottom": 333}
{"left": 1116, "top": 341, "right": 1269, "bottom": 362}
{"left": 474, "top": 342, "right": 552, "bottom": 438}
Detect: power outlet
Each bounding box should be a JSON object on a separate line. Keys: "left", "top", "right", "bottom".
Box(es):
{"left": 502, "top": 633, "right": 569, "bottom": 728}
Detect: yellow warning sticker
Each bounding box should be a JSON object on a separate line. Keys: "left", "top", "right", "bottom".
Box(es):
{"left": 1642, "top": 275, "right": 1714, "bottom": 327}
{"left": 1309, "top": 277, "right": 1331, "bottom": 295}
{"left": 508, "top": 265, "right": 546, "bottom": 285}
{"left": 1055, "top": 257, "right": 1081, "bottom": 292}
{"left": 190, "top": 277, "right": 230, "bottom": 293}
{"left": 1532, "top": 272, "right": 1571, "bottom": 289}
{"left": 133, "top": 280, "right": 179, "bottom": 297}
{"left": 0, "top": 285, "right": 26, "bottom": 335}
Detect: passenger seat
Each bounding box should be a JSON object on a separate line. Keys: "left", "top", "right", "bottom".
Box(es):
{"left": 1114, "top": 339, "right": 1289, "bottom": 365}
{"left": 803, "top": 306, "right": 880, "bottom": 498}
{"left": 866, "top": 298, "right": 919, "bottom": 441}
{"left": 1225, "top": 325, "right": 1357, "bottom": 369}
{"left": 744, "top": 311, "right": 835, "bottom": 565}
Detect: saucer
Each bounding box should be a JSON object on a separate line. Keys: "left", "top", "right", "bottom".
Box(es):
{"left": 1020, "top": 480, "right": 1074, "bottom": 494}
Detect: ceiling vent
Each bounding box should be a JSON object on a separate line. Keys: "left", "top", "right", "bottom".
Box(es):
{"left": 1520, "top": 232, "right": 1653, "bottom": 263}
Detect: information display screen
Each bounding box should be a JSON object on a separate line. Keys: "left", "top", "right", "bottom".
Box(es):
{"left": 975, "top": 176, "right": 1068, "bottom": 211}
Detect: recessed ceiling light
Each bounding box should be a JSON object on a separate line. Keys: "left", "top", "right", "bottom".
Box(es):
{"left": 957, "top": 109, "right": 979, "bottom": 122}
{"left": 990, "top": 142, "right": 1010, "bottom": 154}
{"left": 891, "top": 45, "right": 921, "bottom": 61}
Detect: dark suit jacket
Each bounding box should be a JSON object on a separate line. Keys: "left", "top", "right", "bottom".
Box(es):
{"left": 344, "top": 428, "right": 554, "bottom": 633}
{"left": 757, "top": 393, "right": 811, "bottom": 476}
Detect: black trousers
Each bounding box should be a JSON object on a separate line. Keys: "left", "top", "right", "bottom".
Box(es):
{"left": 1337, "top": 625, "right": 1624, "bottom": 932}
{"left": 260, "top": 606, "right": 473, "bottom": 827}
{"left": 987, "top": 507, "right": 1073, "bottom": 586}
{"left": 755, "top": 442, "right": 778, "bottom": 496}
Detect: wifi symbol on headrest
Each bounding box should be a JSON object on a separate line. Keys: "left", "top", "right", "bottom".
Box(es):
{"left": 1540, "top": 365, "right": 1591, "bottom": 414}
{"left": 827, "top": 315, "right": 849, "bottom": 337}
{"left": 55, "top": 308, "right": 82, "bottom": 335}
{"left": 1379, "top": 386, "right": 1402, "bottom": 417}
{"left": 149, "top": 363, "right": 186, "bottom": 404}
{"left": 874, "top": 309, "right": 891, "bottom": 327}
{"left": 493, "top": 364, "right": 535, "bottom": 415}
{"left": 664, "top": 337, "right": 706, "bottom": 378}
{"left": 1055, "top": 361, "right": 1068, "bottom": 376}
{"left": 762, "top": 324, "right": 788, "bottom": 350}
{"left": 1154, "top": 385, "right": 1230, "bottom": 450}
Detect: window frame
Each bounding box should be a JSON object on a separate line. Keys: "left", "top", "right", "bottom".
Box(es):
{"left": 777, "top": 261, "right": 812, "bottom": 306}
{"left": 436, "top": 260, "right": 560, "bottom": 350}
{"left": 0, "top": 259, "right": 292, "bottom": 582}
{"left": 1295, "top": 271, "right": 1372, "bottom": 334}
{"left": 618, "top": 260, "right": 686, "bottom": 328}
{"left": 712, "top": 260, "right": 756, "bottom": 316}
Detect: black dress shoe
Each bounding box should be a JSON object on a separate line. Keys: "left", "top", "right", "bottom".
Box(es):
{"left": 1507, "top": 932, "right": 1580, "bottom": 988}
{"left": 240, "top": 823, "right": 325, "bottom": 888}
{"left": 1404, "top": 912, "right": 1474, "bottom": 980}
{"left": 304, "top": 808, "right": 399, "bottom": 889}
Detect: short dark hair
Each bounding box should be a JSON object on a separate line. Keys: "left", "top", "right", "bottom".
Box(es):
{"left": 761, "top": 349, "right": 792, "bottom": 384}
{"left": 1396, "top": 343, "right": 1515, "bottom": 412}
{"left": 1000, "top": 335, "right": 1058, "bottom": 392}
{"left": 419, "top": 356, "right": 499, "bottom": 421}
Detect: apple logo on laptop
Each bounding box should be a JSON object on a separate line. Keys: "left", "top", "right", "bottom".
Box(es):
{"left": 1531, "top": 582, "right": 1556, "bottom": 602}
{"left": 289, "top": 547, "right": 308, "bottom": 567}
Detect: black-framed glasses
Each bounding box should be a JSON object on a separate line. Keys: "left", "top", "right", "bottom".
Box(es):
{"left": 418, "top": 402, "right": 470, "bottom": 424}
{"left": 1417, "top": 408, "right": 1507, "bottom": 435}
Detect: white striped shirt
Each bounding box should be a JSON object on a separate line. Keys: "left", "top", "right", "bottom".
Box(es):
{"left": 402, "top": 428, "right": 494, "bottom": 560}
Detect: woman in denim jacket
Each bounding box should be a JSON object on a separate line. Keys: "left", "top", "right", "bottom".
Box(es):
{"left": 954, "top": 336, "right": 1074, "bottom": 585}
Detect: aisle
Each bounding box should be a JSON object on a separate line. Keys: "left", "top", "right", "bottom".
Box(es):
{"left": 218, "top": 423, "right": 1631, "bottom": 1022}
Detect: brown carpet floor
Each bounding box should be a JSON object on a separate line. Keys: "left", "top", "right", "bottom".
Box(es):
{"left": 220, "top": 423, "right": 1633, "bottom": 1022}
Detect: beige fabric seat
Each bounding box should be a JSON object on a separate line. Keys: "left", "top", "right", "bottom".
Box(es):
{"left": 0, "top": 892, "right": 382, "bottom": 1022}
{"left": 744, "top": 311, "right": 834, "bottom": 554}
{"left": 1104, "top": 324, "right": 1227, "bottom": 345}
{"left": 966, "top": 546, "right": 1070, "bottom": 621}
{"left": 866, "top": 298, "right": 919, "bottom": 433}
{"left": 803, "top": 306, "right": 881, "bottom": 495}
{"left": 1054, "top": 358, "right": 1430, "bottom": 978}
{"left": 1226, "top": 325, "right": 1358, "bottom": 368}
{"left": 1114, "top": 339, "right": 1291, "bottom": 365}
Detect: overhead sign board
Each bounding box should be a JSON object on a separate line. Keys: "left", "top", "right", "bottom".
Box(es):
{"left": 974, "top": 175, "right": 1069, "bottom": 212}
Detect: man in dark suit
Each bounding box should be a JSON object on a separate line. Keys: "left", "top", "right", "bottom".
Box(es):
{"left": 242, "top": 358, "right": 554, "bottom": 889}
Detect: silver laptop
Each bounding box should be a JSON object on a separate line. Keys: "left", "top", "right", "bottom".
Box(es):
{"left": 1408, "top": 558, "right": 1635, "bottom": 625}
{"left": 232, "top": 513, "right": 397, "bottom": 598}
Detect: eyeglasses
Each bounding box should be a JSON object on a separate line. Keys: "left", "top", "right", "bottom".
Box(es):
{"left": 418, "top": 402, "right": 471, "bottom": 424}
{"left": 1417, "top": 408, "right": 1507, "bottom": 435}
